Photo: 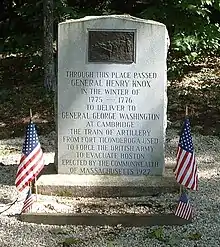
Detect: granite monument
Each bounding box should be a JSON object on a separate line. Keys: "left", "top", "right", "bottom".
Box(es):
{"left": 58, "top": 15, "right": 169, "bottom": 176}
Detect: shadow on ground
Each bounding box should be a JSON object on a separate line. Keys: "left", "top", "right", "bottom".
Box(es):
{"left": 0, "top": 164, "right": 17, "bottom": 186}
{"left": 0, "top": 56, "right": 55, "bottom": 139}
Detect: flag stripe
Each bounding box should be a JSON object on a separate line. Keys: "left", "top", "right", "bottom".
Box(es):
{"left": 175, "top": 147, "right": 189, "bottom": 174}
{"left": 21, "top": 189, "right": 35, "bottom": 213}
{"left": 15, "top": 122, "right": 44, "bottom": 192}
{"left": 182, "top": 158, "right": 194, "bottom": 185}
{"left": 178, "top": 153, "right": 194, "bottom": 184}
{"left": 175, "top": 150, "right": 188, "bottom": 176}
{"left": 184, "top": 156, "right": 196, "bottom": 188}
{"left": 16, "top": 148, "right": 43, "bottom": 184}
{"left": 16, "top": 157, "right": 43, "bottom": 191}
{"left": 22, "top": 197, "right": 34, "bottom": 213}
{"left": 16, "top": 144, "right": 42, "bottom": 181}
{"left": 16, "top": 154, "right": 43, "bottom": 191}
{"left": 15, "top": 150, "right": 43, "bottom": 191}
{"left": 174, "top": 118, "right": 198, "bottom": 191}
{"left": 175, "top": 193, "right": 192, "bottom": 220}
{"left": 188, "top": 164, "right": 198, "bottom": 191}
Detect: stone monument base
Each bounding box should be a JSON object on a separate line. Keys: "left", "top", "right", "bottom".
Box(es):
{"left": 20, "top": 213, "right": 191, "bottom": 226}
{"left": 36, "top": 164, "right": 179, "bottom": 197}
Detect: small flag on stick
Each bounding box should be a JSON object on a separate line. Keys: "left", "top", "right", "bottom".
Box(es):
{"left": 21, "top": 187, "right": 35, "bottom": 213}
{"left": 174, "top": 118, "right": 198, "bottom": 191}
{"left": 175, "top": 192, "right": 192, "bottom": 220}
{"left": 15, "top": 121, "right": 44, "bottom": 192}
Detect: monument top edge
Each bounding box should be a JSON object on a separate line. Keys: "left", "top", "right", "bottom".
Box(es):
{"left": 59, "top": 15, "right": 165, "bottom": 27}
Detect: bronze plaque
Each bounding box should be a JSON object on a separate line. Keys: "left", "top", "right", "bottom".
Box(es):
{"left": 88, "top": 31, "right": 135, "bottom": 63}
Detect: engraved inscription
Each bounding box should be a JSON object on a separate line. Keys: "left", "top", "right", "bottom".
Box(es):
{"left": 88, "top": 31, "right": 135, "bottom": 63}
{"left": 58, "top": 18, "right": 168, "bottom": 176}
{"left": 59, "top": 69, "right": 162, "bottom": 175}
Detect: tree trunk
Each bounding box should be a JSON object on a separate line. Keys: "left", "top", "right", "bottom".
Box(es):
{"left": 43, "top": 0, "right": 55, "bottom": 91}
{"left": 43, "top": 0, "right": 58, "bottom": 170}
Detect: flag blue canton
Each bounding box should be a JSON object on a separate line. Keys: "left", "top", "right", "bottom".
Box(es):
{"left": 179, "top": 192, "right": 188, "bottom": 203}
{"left": 175, "top": 191, "right": 192, "bottom": 220}
{"left": 22, "top": 123, "right": 39, "bottom": 156}
{"left": 179, "top": 118, "right": 194, "bottom": 153}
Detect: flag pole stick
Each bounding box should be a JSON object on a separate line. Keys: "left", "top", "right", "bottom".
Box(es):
{"left": 185, "top": 106, "right": 188, "bottom": 117}
{"left": 180, "top": 183, "right": 183, "bottom": 195}
{"left": 29, "top": 182, "right": 32, "bottom": 213}
{"left": 29, "top": 182, "right": 32, "bottom": 193}
{"left": 34, "top": 177, "right": 38, "bottom": 202}
{"left": 30, "top": 109, "right": 32, "bottom": 121}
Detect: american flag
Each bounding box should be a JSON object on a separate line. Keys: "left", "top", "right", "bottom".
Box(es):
{"left": 175, "top": 192, "right": 192, "bottom": 220}
{"left": 174, "top": 118, "right": 198, "bottom": 191}
{"left": 21, "top": 187, "right": 35, "bottom": 213}
{"left": 15, "top": 122, "right": 44, "bottom": 192}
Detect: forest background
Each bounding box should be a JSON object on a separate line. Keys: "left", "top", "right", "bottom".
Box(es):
{"left": 0, "top": 0, "right": 220, "bottom": 139}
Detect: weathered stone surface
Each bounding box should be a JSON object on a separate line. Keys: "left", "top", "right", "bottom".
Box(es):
{"left": 36, "top": 165, "right": 178, "bottom": 197}
{"left": 58, "top": 15, "right": 169, "bottom": 176}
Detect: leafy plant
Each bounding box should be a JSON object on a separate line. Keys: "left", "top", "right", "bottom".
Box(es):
{"left": 0, "top": 0, "right": 220, "bottom": 82}
{"left": 48, "top": 228, "right": 69, "bottom": 235}
{"left": 61, "top": 237, "right": 83, "bottom": 247}
{"left": 148, "top": 227, "right": 166, "bottom": 242}
{"left": 188, "top": 232, "right": 202, "bottom": 240}
{"left": 140, "top": 0, "right": 220, "bottom": 79}
{"left": 107, "top": 241, "right": 114, "bottom": 247}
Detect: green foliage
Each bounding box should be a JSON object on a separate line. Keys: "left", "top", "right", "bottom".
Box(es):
{"left": 106, "top": 241, "right": 114, "bottom": 247}
{"left": 148, "top": 227, "right": 166, "bottom": 242}
{"left": 147, "top": 228, "right": 203, "bottom": 246}
{"left": 48, "top": 228, "right": 69, "bottom": 235}
{"left": 54, "top": 0, "right": 78, "bottom": 23}
{"left": 147, "top": 227, "right": 181, "bottom": 246}
{"left": 166, "top": 235, "right": 182, "bottom": 247}
{"left": 188, "top": 232, "right": 202, "bottom": 240}
{"left": 139, "top": 0, "right": 220, "bottom": 79}
{"left": 61, "top": 237, "right": 83, "bottom": 246}
{"left": 0, "top": 0, "right": 43, "bottom": 56}
{"left": 0, "top": 0, "right": 220, "bottom": 80}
